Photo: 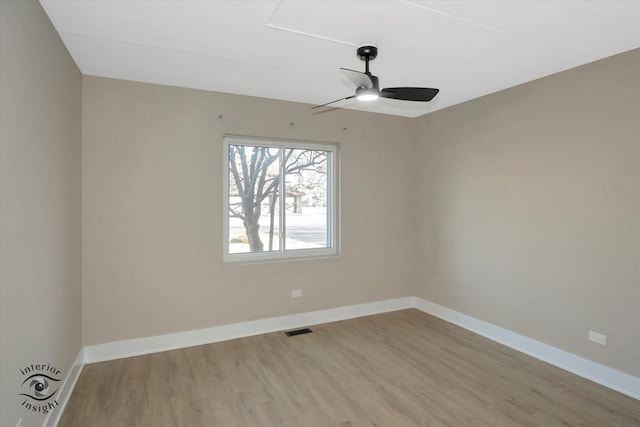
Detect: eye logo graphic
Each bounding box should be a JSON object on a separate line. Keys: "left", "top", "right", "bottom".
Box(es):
{"left": 21, "top": 374, "right": 60, "bottom": 400}
{"left": 19, "top": 364, "right": 62, "bottom": 415}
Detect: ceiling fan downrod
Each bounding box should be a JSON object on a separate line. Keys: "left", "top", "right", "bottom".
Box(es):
{"left": 357, "top": 44, "right": 378, "bottom": 75}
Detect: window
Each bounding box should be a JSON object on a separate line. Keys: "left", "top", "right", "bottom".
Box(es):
{"left": 223, "top": 136, "right": 339, "bottom": 262}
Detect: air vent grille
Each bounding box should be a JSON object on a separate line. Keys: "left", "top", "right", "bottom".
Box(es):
{"left": 285, "top": 328, "right": 313, "bottom": 337}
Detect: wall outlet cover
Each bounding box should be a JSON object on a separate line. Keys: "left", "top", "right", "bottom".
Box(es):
{"left": 588, "top": 330, "right": 607, "bottom": 346}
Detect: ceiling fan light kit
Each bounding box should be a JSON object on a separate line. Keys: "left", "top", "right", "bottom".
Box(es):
{"left": 312, "top": 44, "right": 439, "bottom": 110}
{"left": 356, "top": 88, "right": 379, "bottom": 101}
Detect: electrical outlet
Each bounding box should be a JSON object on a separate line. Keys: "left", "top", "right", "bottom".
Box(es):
{"left": 588, "top": 330, "right": 607, "bottom": 346}
{"left": 291, "top": 289, "right": 302, "bottom": 298}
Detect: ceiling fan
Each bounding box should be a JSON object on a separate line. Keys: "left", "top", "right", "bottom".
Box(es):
{"left": 312, "top": 44, "right": 439, "bottom": 110}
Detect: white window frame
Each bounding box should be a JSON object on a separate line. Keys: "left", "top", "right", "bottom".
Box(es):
{"left": 223, "top": 135, "right": 340, "bottom": 263}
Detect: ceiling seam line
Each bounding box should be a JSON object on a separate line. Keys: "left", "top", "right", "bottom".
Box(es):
{"left": 264, "top": 0, "right": 283, "bottom": 26}
{"left": 262, "top": 0, "right": 355, "bottom": 47}
{"left": 403, "top": 0, "right": 522, "bottom": 35}
{"left": 402, "top": 0, "right": 589, "bottom": 60}
{"left": 262, "top": 24, "right": 357, "bottom": 47}
{"left": 57, "top": 31, "right": 332, "bottom": 78}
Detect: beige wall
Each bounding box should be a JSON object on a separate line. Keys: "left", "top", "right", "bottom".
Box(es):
{"left": 82, "top": 76, "right": 417, "bottom": 346}
{"left": 0, "top": 1, "right": 82, "bottom": 426}
{"left": 414, "top": 49, "right": 640, "bottom": 377}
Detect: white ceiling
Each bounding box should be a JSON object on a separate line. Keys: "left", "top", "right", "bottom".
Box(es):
{"left": 40, "top": 0, "right": 640, "bottom": 118}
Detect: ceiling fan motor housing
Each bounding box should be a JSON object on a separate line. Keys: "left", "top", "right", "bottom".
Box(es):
{"left": 364, "top": 74, "right": 380, "bottom": 90}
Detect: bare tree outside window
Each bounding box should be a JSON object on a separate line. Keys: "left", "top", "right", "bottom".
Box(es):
{"left": 227, "top": 143, "right": 330, "bottom": 256}
{"left": 228, "top": 145, "right": 280, "bottom": 253}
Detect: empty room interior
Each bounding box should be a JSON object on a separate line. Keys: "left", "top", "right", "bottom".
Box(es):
{"left": 1, "top": 1, "right": 639, "bottom": 426}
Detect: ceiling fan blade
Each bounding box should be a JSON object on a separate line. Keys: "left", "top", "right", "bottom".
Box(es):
{"left": 340, "top": 68, "right": 373, "bottom": 89}
{"left": 311, "top": 95, "right": 356, "bottom": 110}
{"left": 380, "top": 87, "right": 439, "bottom": 102}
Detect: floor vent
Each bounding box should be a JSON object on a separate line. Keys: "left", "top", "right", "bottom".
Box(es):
{"left": 285, "top": 328, "right": 313, "bottom": 337}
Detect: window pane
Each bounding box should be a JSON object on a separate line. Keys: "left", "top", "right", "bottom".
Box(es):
{"left": 228, "top": 144, "right": 280, "bottom": 254}
{"left": 224, "top": 137, "right": 338, "bottom": 263}
{"left": 284, "top": 149, "right": 329, "bottom": 250}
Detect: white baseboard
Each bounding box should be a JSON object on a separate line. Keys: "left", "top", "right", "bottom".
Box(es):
{"left": 43, "top": 348, "right": 85, "bottom": 427}
{"left": 411, "top": 296, "right": 639, "bottom": 400}
{"left": 84, "top": 297, "right": 413, "bottom": 363}
{"left": 81, "top": 295, "right": 638, "bottom": 401}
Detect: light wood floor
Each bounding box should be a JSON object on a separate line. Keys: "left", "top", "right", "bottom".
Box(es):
{"left": 59, "top": 309, "right": 639, "bottom": 426}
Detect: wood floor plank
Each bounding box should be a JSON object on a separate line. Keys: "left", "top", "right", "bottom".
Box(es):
{"left": 58, "top": 309, "right": 639, "bottom": 426}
